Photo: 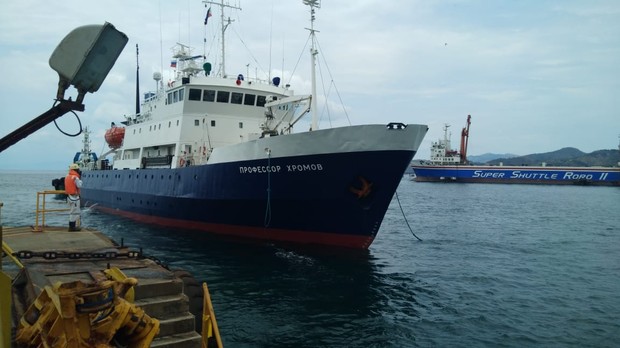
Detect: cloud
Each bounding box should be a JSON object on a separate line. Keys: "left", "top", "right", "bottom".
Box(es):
{"left": 1, "top": 0, "right": 619, "bottom": 170}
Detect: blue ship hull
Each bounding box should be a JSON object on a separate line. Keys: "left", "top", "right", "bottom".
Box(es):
{"left": 81, "top": 149, "right": 416, "bottom": 248}
{"left": 411, "top": 164, "right": 620, "bottom": 186}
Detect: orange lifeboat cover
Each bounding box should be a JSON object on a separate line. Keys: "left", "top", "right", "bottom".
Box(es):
{"left": 104, "top": 126, "right": 125, "bottom": 149}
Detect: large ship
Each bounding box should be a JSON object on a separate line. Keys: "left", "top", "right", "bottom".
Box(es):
{"left": 77, "top": 1, "right": 428, "bottom": 249}
{"left": 411, "top": 115, "right": 620, "bottom": 186}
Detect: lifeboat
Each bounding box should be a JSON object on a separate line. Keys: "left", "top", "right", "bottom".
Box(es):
{"left": 104, "top": 126, "right": 125, "bottom": 149}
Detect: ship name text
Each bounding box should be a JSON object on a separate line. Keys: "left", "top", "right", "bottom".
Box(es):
{"left": 472, "top": 170, "right": 608, "bottom": 181}
{"left": 239, "top": 163, "right": 324, "bottom": 174}
{"left": 472, "top": 170, "right": 560, "bottom": 179}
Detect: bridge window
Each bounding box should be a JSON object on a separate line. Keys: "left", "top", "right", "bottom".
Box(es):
{"left": 189, "top": 88, "right": 202, "bottom": 101}
{"left": 231, "top": 92, "right": 243, "bottom": 104}
{"left": 195, "top": 120, "right": 199, "bottom": 126}
{"left": 257, "top": 95, "right": 266, "bottom": 107}
{"left": 217, "top": 91, "right": 230, "bottom": 103}
{"left": 211, "top": 120, "right": 216, "bottom": 127}
{"left": 244, "top": 94, "right": 255, "bottom": 106}
{"left": 203, "top": 90, "right": 215, "bottom": 102}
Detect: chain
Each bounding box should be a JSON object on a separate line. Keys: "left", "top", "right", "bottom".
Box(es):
{"left": 8, "top": 246, "right": 172, "bottom": 271}
{"left": 12, "top": 249, "right": 142, "bottom": 260}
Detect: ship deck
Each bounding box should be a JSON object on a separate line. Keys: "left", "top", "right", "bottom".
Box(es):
{"left": 2, "top": 226, "right": 169, "bottom": 292}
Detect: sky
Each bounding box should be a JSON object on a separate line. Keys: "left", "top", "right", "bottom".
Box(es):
{"left": 0, "top": 0, "right": 619, "bottom": 170}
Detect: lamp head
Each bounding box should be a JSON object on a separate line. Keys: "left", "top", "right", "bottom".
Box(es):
{"left": 49, "top": 22, "right": 128, "bottom": 103}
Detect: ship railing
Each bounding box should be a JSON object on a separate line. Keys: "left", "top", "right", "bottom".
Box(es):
{"left": 34, "top": 190, "right": 69, "bottom": 232}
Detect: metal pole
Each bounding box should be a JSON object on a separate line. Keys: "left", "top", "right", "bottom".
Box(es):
{"left": 0, "top": 100, "right": 84, "bottom": 153}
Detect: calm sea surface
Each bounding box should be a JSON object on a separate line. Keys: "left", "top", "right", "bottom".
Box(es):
{"left": 1, "top": 171, "right": 619, "bottom": 347}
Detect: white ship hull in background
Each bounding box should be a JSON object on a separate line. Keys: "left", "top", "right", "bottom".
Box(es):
{"left": 78, "top": 0, "right": 428, "bottom": 248}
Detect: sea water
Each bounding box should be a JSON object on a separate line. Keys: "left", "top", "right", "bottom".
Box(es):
{"left": 1, "top": 171, "right": 619, "bottom": 347}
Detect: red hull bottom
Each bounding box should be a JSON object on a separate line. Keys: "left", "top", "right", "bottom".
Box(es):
{"left": 92, "top": 205, "right": 375, "bottom": 249}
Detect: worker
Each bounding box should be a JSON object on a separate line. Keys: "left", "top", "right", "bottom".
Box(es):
{"left": 65, "top": 163, "right": 83, "bottom": 231}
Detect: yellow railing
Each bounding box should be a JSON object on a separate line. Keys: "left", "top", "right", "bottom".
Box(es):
{"left": 2, "top": 241, "right": 24, "bottom": 269}
{"left": 1, "top": 201, "right": 11, "bottom": 348}
{"left": 34, "top": 190, "right": 69, "bottom": 232}
{"left": 201, "top": 282, "right": 223, "bottom": 348}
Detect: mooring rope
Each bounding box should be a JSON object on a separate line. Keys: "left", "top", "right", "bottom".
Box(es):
{"left": 395, "top": 190, "right": 422, "bottom": 241}
{"left": 264, "top": 149, "right": 272, "bottom": 227}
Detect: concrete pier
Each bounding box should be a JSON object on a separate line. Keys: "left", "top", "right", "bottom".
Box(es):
{"left": 3, "top": 226, "right": 203, "bottom": 348}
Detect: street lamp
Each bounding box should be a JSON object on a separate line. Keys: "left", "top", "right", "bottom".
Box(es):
{"left": 50, "top": 22, "right": 128, "bottom": 103}
{"left": 0, "top": 22, "right": 128, "bottom": 153}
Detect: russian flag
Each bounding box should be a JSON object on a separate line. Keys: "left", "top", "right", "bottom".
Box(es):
{"left": 204, "top": 7, "right": 212, "bottom": 25}
{"left": 170, "top": 60, "right": 177, "bottom": 68}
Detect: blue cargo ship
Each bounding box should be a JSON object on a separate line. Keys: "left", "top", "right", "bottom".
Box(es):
{"left": 411, "top": 115, "right": 620, "bottom": 186}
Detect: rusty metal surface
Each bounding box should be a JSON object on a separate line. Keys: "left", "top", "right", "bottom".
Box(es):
{"left": 3, "top": 226, "right": 171, "bottom": 295}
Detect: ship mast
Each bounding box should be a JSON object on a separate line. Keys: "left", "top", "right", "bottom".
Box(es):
{"left": 135, "top": 44, "right": 140, "bottom": 115}
{"left": 203, "top": 0, "right": 241, "bottom": 78}
{"left": 81, "top": 127, "right": 92, "bottom": 158}
{"left": 79, "top": 126, "right": 93, "bottom": 169}
{"left": 304, "top": 0, "right": 320, "bottom": 131}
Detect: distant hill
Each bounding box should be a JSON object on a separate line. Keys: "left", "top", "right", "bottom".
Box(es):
{"left": 486, "top": 147, "right": 620, "bottom": 167}
{"left": 468, "top": 153, "right": 518, "bottom": 164}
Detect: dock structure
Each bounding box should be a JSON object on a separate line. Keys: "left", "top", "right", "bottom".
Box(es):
{"left": 3, "top": 226, "right": 206, "bottom": 348}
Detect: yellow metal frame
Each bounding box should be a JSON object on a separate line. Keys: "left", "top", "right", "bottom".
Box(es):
{"left": 34, "top": 190, "right": 69, "bottom": 232}
{"left": 0, "top": 271, "right": 10, "bottom": 348}
{"left": 2, "top": 241, "right": 24, "bottom": 269}
{"left": 15, "top": 279, "right": 160, "bottom": 347}
{"left": 201, "top": 282, "right": 223, "bottom": 348}
{"left": 1, "top": 200, "right": 10, "bottom": 348}
{"left": 104, "top": 266, "right": 135, "bottom": 303}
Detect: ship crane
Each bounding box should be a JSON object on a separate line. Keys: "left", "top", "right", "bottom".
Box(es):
{"left": 459, "top": 114, "right": 471, "bottom": 164}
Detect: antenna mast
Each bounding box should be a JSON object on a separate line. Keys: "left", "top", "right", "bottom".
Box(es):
{"left": 303, "top": 0, "right": 320, "bottom": 131}
{"left": 135, "top": 44, "right": 140, "bottom": 115}
{"left": 203, "top": 0, "right": 241, "bottom": 78}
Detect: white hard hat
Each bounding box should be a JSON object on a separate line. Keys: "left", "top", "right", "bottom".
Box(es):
{"left": 69, "top": 163, "right": 80, "bottom": 170}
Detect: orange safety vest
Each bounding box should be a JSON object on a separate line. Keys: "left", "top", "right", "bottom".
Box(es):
{"left": 65, "top": 170, "right": 81, "bottom": 195}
